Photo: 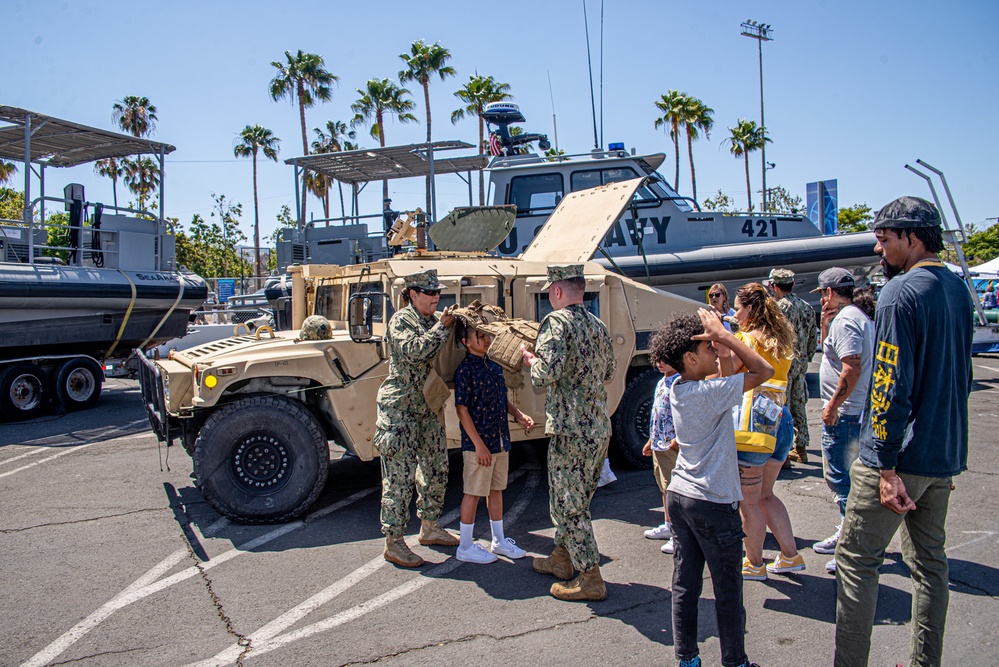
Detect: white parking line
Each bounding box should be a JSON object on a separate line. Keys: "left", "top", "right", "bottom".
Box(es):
{"left": 0, "top": 447, "right": 50, "bottom": 467}
{"left": 974, "top": 362, "right": 999, "bottom": 374}
{"left": 194, "top": 467, "right": 542, "bottom": 666}
{"left": 0, "top": 444, "right": 94, "bottom": 480}
{"left": 20, "top": 487, "right": 377, "bottom": 667}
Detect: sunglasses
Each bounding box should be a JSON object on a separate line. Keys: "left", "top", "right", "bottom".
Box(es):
{"left": 709, "top": 292, "right": 724, "bottom": 298}
{"left": 412, "top": 286, "right": 441, "bottom": 296}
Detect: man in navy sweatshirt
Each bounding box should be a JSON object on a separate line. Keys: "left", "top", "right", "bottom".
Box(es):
{"left": 834, "top": 196, "right": 973, "bottom": 667}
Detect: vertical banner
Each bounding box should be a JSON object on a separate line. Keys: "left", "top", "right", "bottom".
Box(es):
{"left": 806, "top": 179, "right": 839, "bottom": 235}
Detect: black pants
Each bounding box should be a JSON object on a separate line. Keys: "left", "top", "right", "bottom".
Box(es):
{"left": 667, "top": 491, "right": 748, "bottom": 667}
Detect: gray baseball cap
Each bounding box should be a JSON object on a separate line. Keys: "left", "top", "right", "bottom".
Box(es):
{"left": 811, "top": 267, "right": 855, "bottom": 292}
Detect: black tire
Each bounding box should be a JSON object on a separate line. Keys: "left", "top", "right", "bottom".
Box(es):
{"left": 611, "top": 367, "right": 660, "bottom": 470}
{"left": 55, "top": 357, "right": 104, "bottom": 411}
{"left": 193, "top": 396, "right": 330, "bottom": 524}
{"left": 0, "top": 363, "right": 50, "bottom": 421}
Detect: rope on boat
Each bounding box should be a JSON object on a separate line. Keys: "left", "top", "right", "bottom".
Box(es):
{"left": 103, "top": 270, "right": 138, "bottom": 362}
{"left": 134, "top": 273, "right": 188, "bottom": 355}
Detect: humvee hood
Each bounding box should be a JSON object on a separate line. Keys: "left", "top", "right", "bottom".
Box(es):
{"left": 519, "top": 176, "right": 649, "bottom": 264}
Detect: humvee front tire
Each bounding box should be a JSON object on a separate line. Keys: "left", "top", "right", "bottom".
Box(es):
{"left": 193, "top": 395, "right": 329, "bottom": 523}
{"left": 611, "top": 368, "right": 658, "bottom": 470}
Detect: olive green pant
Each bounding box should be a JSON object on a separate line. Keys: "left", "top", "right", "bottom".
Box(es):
{"left": 376, "top": 415, "right": 448, "bottom": 537}
{"left": 834, "top": 460, "right": 952, "bottom": 667}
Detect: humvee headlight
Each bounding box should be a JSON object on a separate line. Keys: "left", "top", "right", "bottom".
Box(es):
{"left": 204, "top": 375, "right": 218, "bottom": 389}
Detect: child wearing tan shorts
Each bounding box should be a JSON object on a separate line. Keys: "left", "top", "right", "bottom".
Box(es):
{"left": 453, "top": 319, "right": 535, "bottom": 564}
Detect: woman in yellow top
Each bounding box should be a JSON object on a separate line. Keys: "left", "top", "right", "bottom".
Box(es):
{"left": 723, "top": 282, "right": 805, "bottom": 581}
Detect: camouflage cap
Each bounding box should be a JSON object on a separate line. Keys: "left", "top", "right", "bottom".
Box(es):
{"left": 403, "top": 269, "right": 442, "bottom": 291}
{"left": 542, "top": 264, "right": 585, "bottom": 290}
{"left": 300, "top": 315, "right": 333, "bottom": 340}
{"left": 765, "top": 268, "right": 795, "bottom": 287}
{"left": 872, "top": 196, "right": 941, "bottom": 230}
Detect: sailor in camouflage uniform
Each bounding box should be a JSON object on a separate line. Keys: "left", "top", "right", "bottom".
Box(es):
{"left": 521, "top": 264, "right": 617, "bottom": 601}
{"left": 376, "top": 269, "right": 460, "bottom": 567}
{"left": 767, "top": 268, "right": 818, "bottom": 464}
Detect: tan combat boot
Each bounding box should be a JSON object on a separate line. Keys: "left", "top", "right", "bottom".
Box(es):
{"left": 418, "top": 519, "right": 459, "bottom": 547}
{"left": 383, "top": 535, "right": 424, "bottom": 568}
{"left": 550, "top": 565, "right": 607, "bottom": 602}
{"left": 532, "top": 545, "right": 574, "bottom": 580}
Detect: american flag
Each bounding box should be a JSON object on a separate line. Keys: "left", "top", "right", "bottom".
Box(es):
{"left": 488, "top": 132, "right": 502, "bottom": 156}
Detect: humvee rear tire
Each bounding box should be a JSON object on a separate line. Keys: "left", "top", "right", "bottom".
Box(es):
{"left": 193, "top": 396, "right": 329, "bottom": 524}
{"left": 611, "top": 368, "right": 658, "bottom": 470}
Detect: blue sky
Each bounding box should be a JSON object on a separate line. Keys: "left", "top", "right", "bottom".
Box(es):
{"left": 5, "top": 0, "right": 997, "bottom": 244}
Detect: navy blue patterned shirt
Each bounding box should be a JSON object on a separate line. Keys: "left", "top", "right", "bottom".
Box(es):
{"left": 453, "top": 353, "right": 511, "bottom": 453}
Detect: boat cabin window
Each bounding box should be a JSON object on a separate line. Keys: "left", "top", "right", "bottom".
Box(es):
{"left": 534, "top": 292, "right": 600, "bottom": 321}
{"left": 571, "top": 167, "right": 692, "bottom": 211}
{"left": 509, "top": 173, "right": 564, "bottom": 217}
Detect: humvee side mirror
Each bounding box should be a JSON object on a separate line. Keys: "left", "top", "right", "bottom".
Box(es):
{"left": 348, "top": 291, "right": 388, "bottom": 343}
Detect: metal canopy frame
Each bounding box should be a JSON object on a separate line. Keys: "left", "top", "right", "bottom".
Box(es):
{"left": 0, "top": 106, "right": 176, "bottom": 168}
{"left": 285, "top": 140, "right": 483, "bottom": 184}
{"left": 285, "top": 140, "right": 487, "bottom": 229}
{"left": 0, "top": 106, "right": 176, "bottom": 260}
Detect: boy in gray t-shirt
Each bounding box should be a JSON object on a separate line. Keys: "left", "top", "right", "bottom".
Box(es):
{"left": 660, "top": 308, "right": 774, "bottom": 667}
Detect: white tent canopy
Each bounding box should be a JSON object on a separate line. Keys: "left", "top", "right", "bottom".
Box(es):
{"left": 972, "top": 256, "right": 999, "bottom": 274}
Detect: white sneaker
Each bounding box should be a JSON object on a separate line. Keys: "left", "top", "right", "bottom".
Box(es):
{"left": 490, "top": 537, "right": 526, "bottom": 559}
{"left": 814, "top": 525, "right": 842, "bottom": 554}
{"left": 825, "top": 558, "right": 837, "bottom": 573}
{"left": 597, "top": 460, "right": 617, "bottom": 487}
{"left": 660, "top": 537, "right": 675, "bottom": 554}
{"left": 644, "top": 523, "right": 671, "bottom": 540}
{"left": 456, "top": 543, "right": 498, "bottom": 564}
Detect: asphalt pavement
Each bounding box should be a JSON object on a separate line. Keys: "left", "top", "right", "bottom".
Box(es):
{"left": 2, "top": 358, "right": 997, "bottom": 667}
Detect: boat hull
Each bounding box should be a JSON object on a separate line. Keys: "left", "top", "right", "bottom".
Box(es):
{"left": 0, "top": 264, "right": 208, "bottom": 359}
{"left": 598, "top": 232, "right": 880, "bottom": 308}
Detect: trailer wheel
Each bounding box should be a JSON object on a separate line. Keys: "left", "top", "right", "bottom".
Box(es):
{"left": 193, "top": 395, "right": 329, "bottom": 524}
{"left": 0, "top": 363, "right": 50, "bottom": 421}
{"left": 610, "top": 368, "right": 658, "bottom": 470}
{"left": 55, "top": 358, "right": 104, "bottom": 411}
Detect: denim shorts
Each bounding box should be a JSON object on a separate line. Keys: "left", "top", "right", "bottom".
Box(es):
{"left": 737, "top": 405, "right": 793, "bottom": 467}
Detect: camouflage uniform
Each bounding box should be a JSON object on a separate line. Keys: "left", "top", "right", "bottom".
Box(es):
{"left": 530, "top": 265, "right": 617, "bottom": 572}
{"left": 376, "top": 271, "right": 452, "bottom": 538}
{"left": 772, "top": 269, "right": 818, "bottom": 457}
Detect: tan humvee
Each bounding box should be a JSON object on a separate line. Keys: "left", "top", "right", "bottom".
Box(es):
{"left": 138, "top": 178, "right": 700, "bottom": 523}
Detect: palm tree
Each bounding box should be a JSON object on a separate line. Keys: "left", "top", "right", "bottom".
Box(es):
{"left": 351, "top": 78, "right": 417, "bottom": 207}
{"left": 680, "top": 97, "right": 714, "bottom": 205}
{"left": 233, "top": 125, "right": 280, "bottom": 281}
{"left": 653, "top": 89, "right": 688, "bottom": 192}
{"left": 0, "top": 161, "right": 17, "bottom": 187}
{"left": 93, "top": 158, "right": 124, "bottom": 209}
{"left": 269, "top": 50, "right": 339, "bottom": 224}
{"left": 112, "top": 96, "right": 158, "bottom": 138}
{"left": 311, "top": 120, "right": 357, "bottom": 218}
{"left": 451, "top": 75, "right": 513, "bottom": 204}
{"left": 112, "top": 96, "right": 159, "bottom": 211}
{"left": 399, "top": 39, "right": 456, "bottom": 218}
{"left": 123, "top": 156, "right": 160, "bottom": 211}
{"left": 726, "top": 119, "right": 770, "bottom": 212}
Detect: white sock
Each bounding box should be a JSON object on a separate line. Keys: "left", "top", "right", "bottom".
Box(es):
{"left": 664, "top": 521, "right": 672, "bottom": 534}
{"left": 490, "top": 519, "right": 505, "bottom": 544}
{"left": 459, "top": 522, "right": 474, "bottom": 549}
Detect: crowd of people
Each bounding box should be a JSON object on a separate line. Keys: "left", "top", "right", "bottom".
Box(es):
{"left": 370, "top": 195, "right": 973, "bottom": 667}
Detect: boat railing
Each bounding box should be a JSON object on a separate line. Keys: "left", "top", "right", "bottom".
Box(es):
{"left": 2, "top": 194, "right": 171, "bottom": 270}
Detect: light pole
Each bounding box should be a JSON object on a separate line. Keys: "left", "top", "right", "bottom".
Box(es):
{"left": 741, "top": 20, "right": 773, "bottom": 213}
